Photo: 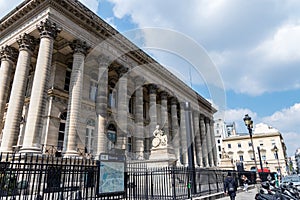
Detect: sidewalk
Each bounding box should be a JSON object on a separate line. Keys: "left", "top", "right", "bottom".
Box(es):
{"left": 216, "top": 188, "right": 257, "bottom": 200}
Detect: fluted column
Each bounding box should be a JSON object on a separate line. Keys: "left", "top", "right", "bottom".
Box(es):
{"left": 0, "top": 34, "right": 37, "bottom": 153}
{"left": 205, "top": 118, "right": 213, "bottom": 167}
{"left": 115, "top": 67, "right": 128, "bottom": 153}
{"left": 200, "top": 115, "right": 208, "bottom": 167}
{"left": 210, "top": 120, "right": 218, "bottom": 166}
{"left": 180, "top": 103, "right": 188, "bottom": 166}
{"left": 63, "top": 39, "right": 89, "bottom": 157}
{"left": 171, "top": 98, "right": 180, "bottom": 164}
{"left": 134, "top": 77, "right": 144, "bottom": 159}
{"left": 21, "top": 20, "right": 61, "bottom": 153}
{"left": 193, "top": 111, "right": 203, "bottom": 167}
{"left": 95, "top": 55, "right": 110, "bottom": 155}
{"left": 0, "top": 46, "right": 18, "bottom": 130}
{"left": 160, "top": 91, "right": 169, "bottom": 137}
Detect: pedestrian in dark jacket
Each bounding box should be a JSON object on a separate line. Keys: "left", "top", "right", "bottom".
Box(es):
{"left": 224, "top": 172, "right": 237, "bottom": 200}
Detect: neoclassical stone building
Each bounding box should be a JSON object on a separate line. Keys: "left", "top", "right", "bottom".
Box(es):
{"left": 0, "top": 0, "right": 217, "bottom": 167}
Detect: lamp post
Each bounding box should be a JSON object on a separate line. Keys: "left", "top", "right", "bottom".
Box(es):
{"left": 273, "top": 145, "right": 281, "bottom": 179}
{"left": 243, "top": 114, "right": 261, "bottom": 186}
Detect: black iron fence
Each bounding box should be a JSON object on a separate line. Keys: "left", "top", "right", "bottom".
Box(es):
{"left": 0, "top": 153, "right": 269, "bottom": 199}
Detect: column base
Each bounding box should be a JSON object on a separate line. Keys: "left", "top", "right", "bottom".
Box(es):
{"left": 19, "top": 147, "right": 42, "bottom": 155}
{"left": 63, "top": 150, "right": 79, "bottom": 158}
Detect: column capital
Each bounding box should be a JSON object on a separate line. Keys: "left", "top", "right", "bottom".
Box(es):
{"left": 160, "top": 91, "right": 168, "bottom": 100}
{"left": 134, "top": 76, "right": 145, "bottom": 86}
{"left": 97, "top": 55, "right": 111, "bottom": 66}
{"left": 199, "top": 114, "right": 205, "bottom": 120}
{"left": 117, "top": 67, "right": 128, "bottom": 77}
{"left": 170, "top": 97, "right": 178, "bottom": 105}
{"left": 70, "top": 39, "right": 90, "bottom": 56}
{"left": 37, "top": 19, "right": 62, "bottom": 39}
{"left": 148, "top": 84, "right": 157, "bottom": 94}
{"left": 0, "top": 45, "right": 18, "bottom": 63}
{"left": 16, "top": 33, "right": 38, "bottom": 52}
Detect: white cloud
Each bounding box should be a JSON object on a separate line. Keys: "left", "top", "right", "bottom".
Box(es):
{"left": 253, "top": 22, "right": 300, "bottom": 62}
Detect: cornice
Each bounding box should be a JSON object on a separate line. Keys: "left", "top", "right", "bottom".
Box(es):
{"left": 1, "top": 0, "right": 215, "bottom": 115}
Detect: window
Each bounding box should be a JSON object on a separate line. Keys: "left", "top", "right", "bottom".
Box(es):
{"left": 274, "top": 153, "right": 278, "bottom": 160}
{"left": 108, "top": 88, "right": 117, "bottom": 108}
{"left": 228, "top": 144, "right": 231, "bottom": 149}
{"left": 262, "top": 155, "right": 266, "bottom": 160}
{"left": 107, "top": 124, "right": 117, "bottom": 151}
{"left": 127, "top": 137, "right": 132, "bottom": 152}
{"left": 57, "top": 111, "right": 67, "bottom": 151}
{"left": 259, "top": 140, "right": 263, "bottom": 146}
{"left": 64, "top": 63, "right": 72, "bottom": 91}
{"left": 89, "top": 80, "right": 97, "bottom": 101}
{"left": 129, "top": 97, "right": 135, "bottom": 114}
{"left": 218, "top": 146, "right": 221, "bottom": 151}
{"left": 239, "top": 155, "right": 244, "bottom": 161}
{"left": 217, "top": 139, "right": 220, "bottom": 144}
{"left": 238, "top": 143, "right": 241, "bottom": 148}
{"left": 248, "top": 142, "right": 252, "bottom": 147}
{"left": 85, "top": 119, "right": 95, "bottom": 154}
{"left": 271, "top": 140, "right": 276, "bottom": 146}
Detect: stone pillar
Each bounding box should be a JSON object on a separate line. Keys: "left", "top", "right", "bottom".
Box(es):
{"left": 160, "top": 92, "right": 169, "bottom": 137}
{"left": 147, "top": 84, "right": 157, "bottom": 158}
{"left": 95, "top": 55, "right": 110, "bottom": 155}
{"left": 193, "top": 111, "right": 203, "bottom": 167}
{"left": 134, "top": 77, "right": 144, "bottom": 159}
{"left": 115, "top": 67, "right": 128, "bottom": 153}
{"left": 0, "top": 34, "right": 37, "bottom": 153}
{"left": 0, "top": 46, "right": 18, "bottom": 130}
{"left": 205, "top": 118, "right": 213, "bottom": 167}
{"left": 21, "top": 20, "right": 61, "bottom": 153}
{"left": 180, "top": 103, "right": 187, "bottom": 166}
{"left": 64, "top": 39, "right": 89, "bottom": 157}
{"left": 200, "top": 115, "right": 208, "bottom": 167}
{"left": 210, "top": 120, "right": 218, "bottom": 166}
{"left": 171, "top": 98, "right": 180, "bottom": 164}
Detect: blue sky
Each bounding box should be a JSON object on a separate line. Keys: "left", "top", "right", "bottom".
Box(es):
{"left": 1, "top": 0, "right": 300, "bottom": 156}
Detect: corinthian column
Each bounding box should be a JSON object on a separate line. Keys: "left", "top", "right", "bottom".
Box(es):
{"left": 180, "top": 102, "right": 187, "bottom": 166}
{"left": 193, "top": 111, "right": 203, "bottom": 167}
{"left": 64, "top": 39, "right": 89, "bottom": 157}
{"left": 160, "top": 91, "right": 169, "bottom": 138}
{"left": 115, "top": 67, "right": 128, "bottom": 153}
{"left": 210, "top": 120, "right": 218, "bottom": 166}
{"left": 0, "top": 34, "right": 37, "bottom": 153}
{"left": 0, "top": 46, "right": 18, "bottom": 130}
{"left": 205, "top": 118, "right": 213, "bottom": 167}
{"left": 200, "top": 115, "right": 208, "bottom": 167}
{"left": 21, "top": 20, "right": 61, "bottom": 154}
{"left": 95, "top": 55, "right": 110, "bottom": 155}
{"left": 134, "top": 77, "right": 144, "bottom": 159}
{"left": 171, "top": 98, "right": 180, "bottom": 164}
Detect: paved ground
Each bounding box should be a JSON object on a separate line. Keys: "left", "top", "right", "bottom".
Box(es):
{"left": 217, "top": 188, "right": 257, "bottom": 200}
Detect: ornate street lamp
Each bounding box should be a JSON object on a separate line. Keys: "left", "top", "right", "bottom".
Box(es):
{"left": 243, "top": 114, "right": 261, "bottom": 186}
{"left": 273, "top": 145, "right": 282, "bottom": 179}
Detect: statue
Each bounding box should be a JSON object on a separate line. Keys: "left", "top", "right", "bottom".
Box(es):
{"left": 152, "top": 125, "right": 167, "bottom": 148}
{"left": 221, "top": 148, "right": 230, "bottom": 159}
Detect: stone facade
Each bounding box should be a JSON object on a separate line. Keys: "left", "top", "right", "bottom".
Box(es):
{"left": 0, "top": 0, "right": 217, "bottom": 167}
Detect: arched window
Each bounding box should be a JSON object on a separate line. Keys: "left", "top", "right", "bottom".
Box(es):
{"left": 107, "top": 124, "right": 117, "bottom": 150}
{"left": 57, "top": 111, "right": 67, "bottom": 151}
{"left": 85, "top": 119, "right": 95, "bottom": 154}
{"left": 250, "top": 166, "right": 257, "bottom": 171}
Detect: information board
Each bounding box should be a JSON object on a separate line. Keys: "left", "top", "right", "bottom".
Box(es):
{"left": 97, "top": 153, "right": 126, "bottom": 196}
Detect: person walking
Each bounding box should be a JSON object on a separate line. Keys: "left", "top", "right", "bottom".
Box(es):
{"left": 241, "top": 175, "right": 249, "bottom": 192}
{"left": 224, "top": 172, "right": 237, "bottom": 200}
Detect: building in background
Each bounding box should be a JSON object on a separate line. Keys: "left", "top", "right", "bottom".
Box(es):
{"left": 295, "top": 148, "right": 300, "bottom": 174}
{"left": 221, "top": 123, "right": 288, "bottom": 176}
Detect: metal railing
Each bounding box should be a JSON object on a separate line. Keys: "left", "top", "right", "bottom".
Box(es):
{"left": 0, "top": 153, "right": 264, "bottom": 200}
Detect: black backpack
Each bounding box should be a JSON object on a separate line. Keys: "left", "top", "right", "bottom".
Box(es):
{"left": 228, "top": 179, "right": 235, "bottom": 192}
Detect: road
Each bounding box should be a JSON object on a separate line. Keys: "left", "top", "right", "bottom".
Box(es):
{"left": 217, "top": 188, "right": 257, "bottom": 200}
